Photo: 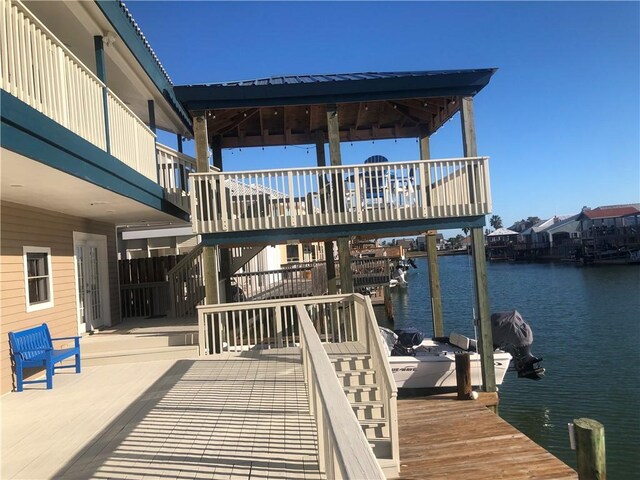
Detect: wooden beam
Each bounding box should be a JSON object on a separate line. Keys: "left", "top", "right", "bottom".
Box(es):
{"left": 337, "top": 237, "right": 353, "bottom": 293}
{"left": 194, "top": 112, "right": 209, "bottom": 172}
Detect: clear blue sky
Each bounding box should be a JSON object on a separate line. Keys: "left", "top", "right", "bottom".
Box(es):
{"left": 128, "top": 1, "right": 639, "bottom": 231}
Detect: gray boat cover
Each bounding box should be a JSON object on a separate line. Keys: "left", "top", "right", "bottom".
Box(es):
{"left": 491, "top": 310, "right": 533, "bottom": 349}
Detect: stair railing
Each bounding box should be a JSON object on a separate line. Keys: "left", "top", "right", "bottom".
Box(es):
{"left": 168, "top": 244, "right": 204, "bottom": 318}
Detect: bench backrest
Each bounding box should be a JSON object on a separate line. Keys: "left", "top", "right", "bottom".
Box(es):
{"left": 8, "top": 324, "right": 53, "bottom": 360}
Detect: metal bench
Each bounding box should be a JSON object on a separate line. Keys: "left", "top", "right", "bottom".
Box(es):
{"left": 8, "top": 323, "right": 81, "bottom": 392}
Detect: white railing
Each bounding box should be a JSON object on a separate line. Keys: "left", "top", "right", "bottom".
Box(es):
{"left": 197, "top": 293, "right": 390, "bottom": 479}
{"left": 190, "top": 157, "right": 491, "bottom": 234}
{"left": 298, "top": 303, "right": 385, "bottom": 479}
{"left": 1, "top": 0, "right": 106, "bottom": 149}
{"left": 198, "top": 295, "right": 358, "bottom": 354}
{"left": 355, "top": 294, "right": 400, "bottom": 467}
{"left": 156, "top": 143, "right": 197, "bottom": 211}
{"left": 0, "top": 0, "right": 157, "bottom": 181}
{"left": 107, "top": 90, "right": 156, "bottom": 181}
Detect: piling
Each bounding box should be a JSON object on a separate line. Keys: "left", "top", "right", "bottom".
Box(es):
{"left": 383, "top": 285, "right": 394, "bottom": 321}
{"left": 455, "top": 353, "right": 472, "bottom": 400}
{"left": 574, "top": 418, "right": 606, "bottom": 480}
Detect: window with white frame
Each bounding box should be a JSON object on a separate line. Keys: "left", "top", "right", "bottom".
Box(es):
{"left": 23, "top": 246, "right": 54, "bottom": 312}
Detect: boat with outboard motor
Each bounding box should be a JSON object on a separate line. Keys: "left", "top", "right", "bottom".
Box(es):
{"left": 381, "top": 310, "right": 544, "bottom": 389}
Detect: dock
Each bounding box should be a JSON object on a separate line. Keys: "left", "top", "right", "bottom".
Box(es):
{"left": 396, "top": 394, "right": 577, "bottom": 479}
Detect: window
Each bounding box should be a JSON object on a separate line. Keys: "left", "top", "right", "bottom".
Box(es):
{"left": 23, "top": 246, "right": 54, "bottom": 312}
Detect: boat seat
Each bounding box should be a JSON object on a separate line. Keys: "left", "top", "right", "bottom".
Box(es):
{"left": 449, "top": 332, "right": 473, "bottom": 351}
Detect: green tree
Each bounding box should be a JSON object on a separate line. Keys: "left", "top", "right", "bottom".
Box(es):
{"left": 526, "top": 216, "right": 541, "bottom": 228}
{"left": 489, "top": 215, "right": 503, "bottom": 230}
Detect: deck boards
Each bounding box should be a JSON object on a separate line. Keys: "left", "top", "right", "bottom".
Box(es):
{"left": 397, "top": 395, "right": 577, "bottom": 479}
{"left": 2, "top": 351, "right": 323, "bottom": 480}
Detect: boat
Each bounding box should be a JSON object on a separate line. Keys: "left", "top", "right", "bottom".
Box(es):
{"left": 380, "top": 310, "right": 544, "bottom": 389}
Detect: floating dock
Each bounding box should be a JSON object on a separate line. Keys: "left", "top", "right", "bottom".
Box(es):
{"left": 396, "top": 394, "right": 577, "bottom": 479}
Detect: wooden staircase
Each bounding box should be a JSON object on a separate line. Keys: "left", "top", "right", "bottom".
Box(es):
{"left": 330, "top": 354, "right": 397, "bottom": 477}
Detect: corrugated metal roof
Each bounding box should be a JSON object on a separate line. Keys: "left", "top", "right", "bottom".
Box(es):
{"left": 194, "top": 70, "right": 491, "bottom": 88}
{"left": 225, "top": 179, "right": 286, "bottom": 198}
{"left": 487, "top": 228, "right": 519, "bottom": 237}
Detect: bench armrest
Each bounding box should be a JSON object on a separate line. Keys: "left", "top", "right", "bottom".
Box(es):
{"left": 52, "top": 336, "right": 81, "bottom": 348}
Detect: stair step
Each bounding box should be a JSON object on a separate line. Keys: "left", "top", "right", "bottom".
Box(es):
{"left": 343, "top": 385, "right": 380, "bottom": 402}
{"left": 330, "top": 355, "right": 372, "bottom": 371}
{"left": 351, "top": 401, "right": 385, "bottom": 420}
{"left": 336, "top": 369, "right": 376, "bottom": 387}
{"left": 377, "top": 457, "right": 400, "bottom": 479}
{"left": 369, "top": 438, "right": 393, "bottom": 460}
{"left": 83, "top": 345, "right": 199, "bottom": 366}
{"left": 358, "top": 419, "right": 390, "bottom": 440}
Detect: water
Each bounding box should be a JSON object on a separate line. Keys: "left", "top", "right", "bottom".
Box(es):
{"left": 381, "top": 255, "right": 640, "bottom": 478}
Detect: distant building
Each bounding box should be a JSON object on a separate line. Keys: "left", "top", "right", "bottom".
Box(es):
{"left": 577, "top": 204, "right": 640, "bottom": 261}
{"left": 486, "top": 228, "right": 519, "bottom": 261}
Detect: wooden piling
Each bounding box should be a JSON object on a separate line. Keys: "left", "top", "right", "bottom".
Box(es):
{"left": 455, "top": 353, "right": 472, "bottom": 400}
{"left": 383, "top": 285, "right": 394, "bottom": 321}
{"left": 574, "top": 418, "right": 606, "bottom": 480}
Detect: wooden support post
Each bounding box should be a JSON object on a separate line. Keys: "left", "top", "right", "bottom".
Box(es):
{"left": 461, "top": 96, "right": 496, "bottom": 393}
{"left": 337, "top": 237, "right": 353, "bottom": 293}
{"left": 315, "top": 130, "right": 337, "bottom": 294}
{"left": 455, "top": 353, "right": 472, "bottom": 400}
{"left": 211, "top": 134, "right": 233, "bottom": 302}
{"left": 574, "top": 418, "right": 606, "bottom": 480}
{"left": 194, "top": 112, "right": 218, "bottom": 305}
{"left": 426, "top": 230, "right": 444, "bottom": 337}
{"left": 383, "top": 285, "right": 394, "bottom": 322}
{"left": 420, "top": 135, "right": 442, "bottom": 335}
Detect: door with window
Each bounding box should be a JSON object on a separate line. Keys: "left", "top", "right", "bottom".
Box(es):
{"left": 74, "top": 233, "right": 109, "bottom": 334}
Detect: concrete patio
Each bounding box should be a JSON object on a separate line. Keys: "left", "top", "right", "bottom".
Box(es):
{"left": 2, "top": 350, "right": 323, "bottom": 480}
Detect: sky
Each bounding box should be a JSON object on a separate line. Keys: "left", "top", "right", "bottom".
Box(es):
{"left": 127, "top": 1, "right": 640, "bottom": 232}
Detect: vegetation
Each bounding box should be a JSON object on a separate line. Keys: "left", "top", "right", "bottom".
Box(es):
{"left": 489, "top": 215, "right": 503, "bottom": 230}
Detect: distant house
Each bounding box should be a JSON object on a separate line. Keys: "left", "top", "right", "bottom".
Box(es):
{"left": 518, "top": 215, "right": 580, "bottom": 258}
{"left": 486, "top": 228, "right": 519, "bottom": 260}
{"left": 396, "top": 238, "right": 416, "bottom": 251}
{"left": 577, "top": 204, "right": 640, "bottom": 259}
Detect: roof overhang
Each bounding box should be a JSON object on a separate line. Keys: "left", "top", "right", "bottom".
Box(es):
{"left": 174, "top": 69, "right": 497, "bottom": 148}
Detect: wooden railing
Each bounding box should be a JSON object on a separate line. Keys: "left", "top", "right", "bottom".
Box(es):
{"left": 197, "top": 294, "right": 395, "bottom": 477}
{"left": 0, "top": 0, "right": 157, "bottom": 181}
{"left": 156, "top": 144, "right": 198, "bottom": 211}
{"left": 190, "top": 157, "right": 491, "bottom": 234}
{"left": 298, "top": 302, "right": 385, "bottom": 479}
{"left": 107, "top": 90, "right": 156, "bottom": 180}
{"left": 168, "top": 244, "right": 205, "bottom": 317}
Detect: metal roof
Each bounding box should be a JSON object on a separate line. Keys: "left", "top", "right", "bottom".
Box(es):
{"left": 174, "top": 68, "right": 497, "bottom": 111}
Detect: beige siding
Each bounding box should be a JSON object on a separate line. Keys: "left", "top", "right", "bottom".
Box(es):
{"left": 0, "top": 201, "right": 120, "bottom": 394}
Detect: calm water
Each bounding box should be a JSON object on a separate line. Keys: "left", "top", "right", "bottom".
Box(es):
{"left": 379, "top": 255, "right": 640, "bottom": 479}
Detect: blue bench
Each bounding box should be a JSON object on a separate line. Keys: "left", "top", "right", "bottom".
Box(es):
{"left": 8, "top": 323, "right": 81, "bottom": 392}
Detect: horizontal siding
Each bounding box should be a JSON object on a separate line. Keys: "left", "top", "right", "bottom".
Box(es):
{"left": 0, "top": 201, "right": 120, "bottom": 395}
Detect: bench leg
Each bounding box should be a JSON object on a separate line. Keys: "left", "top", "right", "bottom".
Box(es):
{"left": 75, "top": 353, "right": 81, "bottom": 374}
{"left": 16, "top": 365, "right": 24, "bottom": 392}
{"left": 46, "top": 362, "right": 53, "bottom": 389}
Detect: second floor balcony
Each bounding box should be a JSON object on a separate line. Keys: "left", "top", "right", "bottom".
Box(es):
{"left": 190, "top": 156, "right": 491, "bottom": 241}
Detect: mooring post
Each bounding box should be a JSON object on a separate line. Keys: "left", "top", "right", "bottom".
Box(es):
{"left": 455, "top": 353, "right": 472, "bottom": 400}
{"left": 383, "top": 285, "right": 394, "bottom": 321}
{"left": 574, "top": 418, "right": 606, "bottom": 480}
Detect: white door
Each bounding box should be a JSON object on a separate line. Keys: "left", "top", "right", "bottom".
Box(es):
{"left": 74, "top": 233, "right": 110, "bottom": 334}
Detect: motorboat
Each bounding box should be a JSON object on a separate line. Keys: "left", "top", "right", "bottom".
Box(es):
{"left": 381, "top": 310, "right": 544, "bottom": 389}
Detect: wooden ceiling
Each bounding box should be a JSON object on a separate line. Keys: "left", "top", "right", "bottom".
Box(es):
{"left": 204, "top": 96, "right": 460, "bottom": 148}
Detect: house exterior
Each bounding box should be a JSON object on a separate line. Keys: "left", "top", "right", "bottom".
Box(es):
{"left": 577, "top": 204, "right": 640, "bottom": 260}
{"left": 1, "top": 0, "right": 195, "bottom": 394}
{"left": 517, "top": 215, "right": 580, "bottom": 259}
{"left": 486, "top": 228, "right": 519, "bottom": 261}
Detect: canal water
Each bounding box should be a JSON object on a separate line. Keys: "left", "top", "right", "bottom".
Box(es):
{"left": 379, "top": 255, "right": 640, "bottom": 478}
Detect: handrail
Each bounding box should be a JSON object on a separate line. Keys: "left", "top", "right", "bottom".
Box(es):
{"left": 190, "top": 156, "right": 491, "bottom": 234}
{"left": 297, "top": 303, "right": 385, "bottom": 479}
{"left": 168, "top": 244, "right": 204, "bottom": 317}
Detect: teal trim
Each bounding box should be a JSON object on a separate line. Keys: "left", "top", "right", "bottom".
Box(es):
{"left": 0, "top": 90, "right": 189, "bottom": 222}
{"left": 201, "top": 216, "right": 486, "bottom": 247}
{"left": 94, "top": 0, "right": 192, "bottom": 134}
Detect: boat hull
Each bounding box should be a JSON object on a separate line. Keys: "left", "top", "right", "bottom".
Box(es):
{"left": 388, "top": 340, "right": 511, "bottom": 389}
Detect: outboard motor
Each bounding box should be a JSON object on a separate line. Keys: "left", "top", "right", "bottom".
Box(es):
{"left": 391, "top": 328, "right": 424, "bottom": 356}
{"left": 491, "top": 310, "right": 545, "bottom": 380}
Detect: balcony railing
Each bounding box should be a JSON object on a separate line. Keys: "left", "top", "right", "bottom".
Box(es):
{"left": 156, "top": 143, "right": 198, "bottom": 211}
{"left": 1, "top": 0, "right": 157, "bottom": 181}
{"left": 190, "top": 157, "right": 491, "bottom": 234}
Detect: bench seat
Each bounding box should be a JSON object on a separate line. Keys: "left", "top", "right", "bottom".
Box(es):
{"left": 9, "top": 323, "right": 81, "bottom": 392}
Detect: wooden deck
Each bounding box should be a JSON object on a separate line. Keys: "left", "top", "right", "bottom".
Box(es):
{"left": 2, "top": 350, "right": 323, "bottom": 480}
{"left": 396, "top": 395, "right": 577, "bottom": 479}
